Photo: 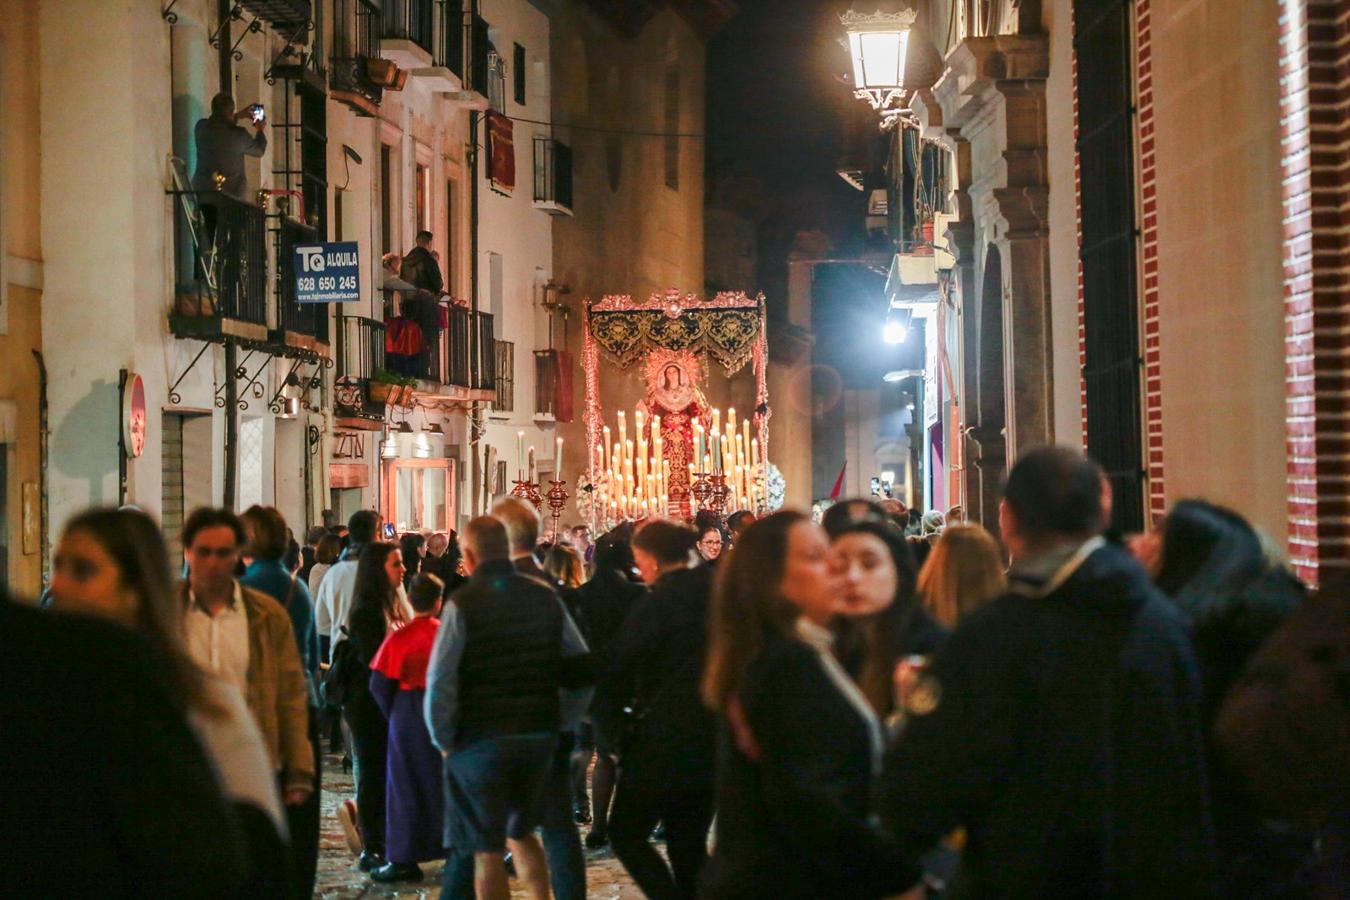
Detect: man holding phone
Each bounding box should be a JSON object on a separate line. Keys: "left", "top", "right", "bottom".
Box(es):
{"left": 191, "top": 92, "right": 267, "bottom": 200}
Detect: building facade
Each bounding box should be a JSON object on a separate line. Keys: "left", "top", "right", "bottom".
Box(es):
{"left": 837, "top": 0, "right": 1347, "bottom": 583}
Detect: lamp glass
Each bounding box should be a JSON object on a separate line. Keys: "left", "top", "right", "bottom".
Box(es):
{"left": 848, "top": 28, "right": 909, "bottom": 91}
{"left": 381, "top": 435, "right": 398, "bottom": 459}
{"left": 884, "top": 321, "right": 908, "bottom": 344}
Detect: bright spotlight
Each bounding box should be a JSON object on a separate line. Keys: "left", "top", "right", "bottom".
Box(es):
{"left": 884, "top": 321, "right": 907, "bottom": 344}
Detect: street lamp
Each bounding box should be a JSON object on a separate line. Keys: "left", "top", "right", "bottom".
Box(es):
{"left": 841, "top": 6, "right": 917, "bottom": 126}
{"left": 884, "top": 307, "right": 913, "bottom": 344}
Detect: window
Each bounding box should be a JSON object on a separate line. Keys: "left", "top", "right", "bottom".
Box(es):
{"left": 513, "top": 43, "right": 526, "bottom": 105}
{"left": 494, "top": 340, "right": 515, "bottom": 412}
{"left": 663, "top": 62, "right": 680, "bottom": 190}
{"left": 415, "top": 162, "right": 430, "bottom": 233}
{"left": 380, "top": 144, "right": 394, "bottom": 254}
{"left": 1075, "top": 0, "right": 1144, "bottom": 532}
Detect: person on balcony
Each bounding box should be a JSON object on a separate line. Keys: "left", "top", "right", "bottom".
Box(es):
{"left": 400, "top": 232, "right": 445, "bottom": 379}
{"left": 192, "top": 93, "right": 267, "bottom": 201}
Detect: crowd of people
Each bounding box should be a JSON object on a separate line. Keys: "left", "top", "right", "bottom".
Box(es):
{"left": 3, "top": 444, "right": 1346, "bottom": 898}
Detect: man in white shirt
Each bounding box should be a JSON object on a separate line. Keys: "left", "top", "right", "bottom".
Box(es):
{"left": 314, "top": 509, "right": 410, "bottom": 661}
{"left": 182, "top": 508, "right": 314, "bottom": 808}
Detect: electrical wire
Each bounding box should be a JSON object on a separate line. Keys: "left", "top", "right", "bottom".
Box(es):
{"left": 489, "top": 110, "right": 707, "bottom": 140}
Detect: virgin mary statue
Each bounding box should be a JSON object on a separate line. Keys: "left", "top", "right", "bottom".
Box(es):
{"left": 637, "top": 361, "right": 709, "bottom": 505}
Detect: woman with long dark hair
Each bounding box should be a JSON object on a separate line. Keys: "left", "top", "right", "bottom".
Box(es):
{"left": 343, "top": 542, "right": 408, "bottom": 874}
{"left": 828, "top": 515, "right": 946, "bottom": 718}
{"left": 398, "top": 533, "right": 426, "bottom": 591}
{"left": 608, "top": 520, "right": 717, "bottom": 899}
{"left": 701, "top": 511, "right": 913, "bottom": 900}
{"left": 1153, "top": 500, "right": 1314, "bottom": 896}
{"left": 50, "top": 508, "right": 288, "bottom": 892}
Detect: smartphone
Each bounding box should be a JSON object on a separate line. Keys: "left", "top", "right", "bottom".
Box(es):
{"left": 382, "top": 522, "right": 396, "bottom": 541}
{"left": 250, "top": 103, "right": 265, "bottom": 123}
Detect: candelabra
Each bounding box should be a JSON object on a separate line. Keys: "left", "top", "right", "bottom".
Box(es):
{"left": 708, "top": 474, "right": 731, "bottom": 515}
{"left": 690, "top": 472, "right": 713, "bottom": 512}
{"left": 545, "top": 480, "right": 570, "bottom": 539}
{"left": 511, "top": 478, "right": 543, "bottom": 511}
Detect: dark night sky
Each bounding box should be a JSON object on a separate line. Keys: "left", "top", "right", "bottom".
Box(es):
{"left": 706, "top": 0, "right": 919, "bottom": 389}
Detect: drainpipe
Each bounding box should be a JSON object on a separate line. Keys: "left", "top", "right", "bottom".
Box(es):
{"left": 468, "top": 0, "right": 483, "bottom": 513}
{"left": 31, "top": 350, "right": 49, "bottom": 578}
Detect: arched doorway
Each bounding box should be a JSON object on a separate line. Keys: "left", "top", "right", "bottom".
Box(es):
{"left": 968, "top": 243, "right": 1006, "bottom": 528}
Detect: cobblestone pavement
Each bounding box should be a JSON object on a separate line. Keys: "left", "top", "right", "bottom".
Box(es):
{"left": 316, "top": 754, "right": 644, "bottom": 899}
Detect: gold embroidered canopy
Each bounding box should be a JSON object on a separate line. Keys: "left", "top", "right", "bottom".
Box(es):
{"left": 587, "top": 291, "right": 766, "bottom": 374}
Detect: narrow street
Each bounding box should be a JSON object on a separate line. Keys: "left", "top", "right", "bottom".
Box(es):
{"left": 316, "top": 754, "right": 643, "bottom": 899}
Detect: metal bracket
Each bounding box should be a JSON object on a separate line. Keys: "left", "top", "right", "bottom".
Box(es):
{"left": 208, "top": 3, "right": 245, "bottom": 52}
{"left": 268, "top": 356, "right": 308, "bottom": 414}
{"left": 230, "top": 15, "right": 265, "bottom": 60}
{"left": 265, "top": 19, "right": 314, "bottom": 83}
{"left": 238, "top": 355, "right": 274, "bottom": 410}
{"left": 168, "top": 341, "right": 212, "bottom": 405}
{"left": 162, "top": 0, "right": 181, "bottom": 24}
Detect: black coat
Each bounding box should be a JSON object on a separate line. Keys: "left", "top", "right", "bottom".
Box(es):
{"left": 609, "top": 565, "right": 716, "bottom": 775}
{"left": 701, "top": 630, "right": 914, "bottom": 900}
{"left": 880, "top": 541, "right": 1217, "bottom": 898}
{"left": 0, "top": 597, "right": 250, "bottom": 898}
{"left": 399, "top": 245, "right": 443, "bottom": 294}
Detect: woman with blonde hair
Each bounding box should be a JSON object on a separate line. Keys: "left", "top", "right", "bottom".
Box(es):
{"left": 545, "top": 543, "right": 586, "bottom": 589}
{"left": 916, "top": 524, "right": 1007, "bottom": 628}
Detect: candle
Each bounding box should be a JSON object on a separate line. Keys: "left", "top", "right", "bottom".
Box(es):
{"left": 694, "top": 426, "right": 704, "bottom": 470}
{"left": 527, "top": 446, "right": 536, "bottom": 483}
{"left": 603, "top": 426, "right": 611, "bottom": 471}
{"left": 743, "top": 419, "right": 752, "bottom": 458}
{"left": 727, "top": 408, "right": 736, "bottom": 445}
{"left": 712, "top": 407, "right": 721, "bottom": 436}
{"left": 517, "top": 431, "right": 525, "bottom": 475}
{"left": 554, "top": 437, "right": 563, "bottom": 477}
{"left": 752, "top": 437, "right": 760, "bottom": 466}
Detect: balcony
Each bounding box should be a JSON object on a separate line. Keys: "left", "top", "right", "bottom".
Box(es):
{"left": 415, "top": 303, "right": 496, "bottom": 408}
{"left": 169, "top": 190, "right": 269, "bottom": 343}
{"left": 380, "top": 0, "right": 435, "bottom": 69}
{"left": 446, "top": 11, "right": 490, "bottom": 110}
{"left": 533, "top": 137, "right": 574, "bottom": 216}
{"left": 272, "top": 218, "right": 330, "bottom": 354}
{"left": 333, "top": 314, "right": 390, "bottom": 429}
{"left": 333, "top": 0, "right": 399, "bottom": 116}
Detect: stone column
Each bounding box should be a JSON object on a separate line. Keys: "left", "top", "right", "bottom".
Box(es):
{"left": 930, "top": 34, "right": 1054, "bottom": 487}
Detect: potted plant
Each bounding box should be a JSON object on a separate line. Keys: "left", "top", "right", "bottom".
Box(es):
{"left": 368, "top": 368, "right": 417, "bottom": 407}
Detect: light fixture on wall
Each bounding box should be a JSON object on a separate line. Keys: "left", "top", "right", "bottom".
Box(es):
{"left": 884, "top": 307, "right": 913, "bottom": 344}
{"left": 381, "top": 431, "right": 399, "bottom": 459}
{"left": 841, "top": 5, "right": 918, "bottom": 127}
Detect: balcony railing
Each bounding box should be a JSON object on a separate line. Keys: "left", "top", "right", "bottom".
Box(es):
{"left": 332, "top": 0, "right": 384, "bottom": 113}
{"left": 274, "top": 218, "right": 329, "bottom": 344}
{"left": 169, "top": 190, "right": 268, "bottom": 332}
{"left": 383, "top": 0, "right": 434, "bottom": 54}
{"left": 436, "top": 304, "right": 496, "bottom": 390}
{"left": 465, "top": 12, "right": 489, "bottom": 96}
{"left": 533, "top": 137, "right": 573, "bottom": 215}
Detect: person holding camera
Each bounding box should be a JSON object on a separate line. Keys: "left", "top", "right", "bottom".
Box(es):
{"left": 192, "top": 93, "right": 267, "bottom": 200}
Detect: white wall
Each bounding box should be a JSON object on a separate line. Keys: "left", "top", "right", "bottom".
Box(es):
{"left": 478, "top": 0, "right": 557, "bottom": 495}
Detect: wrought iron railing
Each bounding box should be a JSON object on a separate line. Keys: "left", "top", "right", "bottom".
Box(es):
{"left": 533, "top": 137, "right": 573, "bottom": 211}
{"left": 465, "top": 11, "right": 489, "bottom": 95}
{"left": 170, "top": 190, "right": 268, "bottom": 327}
{"left": 332, "top": 0, "right": 383, "bottom": 103}
{"left": 337, "top": 314, "right": 386, "bottom": 381}
{"left": 275, "top": 218, "right": 329, "bottom": 342}
{"left": 383, "top": 0, "right": 434, "bottom": 54}
{"left": 437, "top": 305, "right": 496, "bottom": 390}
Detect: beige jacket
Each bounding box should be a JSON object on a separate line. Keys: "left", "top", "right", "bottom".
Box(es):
{"left": 184, "top": 583, "right": 314, "bottom": 793}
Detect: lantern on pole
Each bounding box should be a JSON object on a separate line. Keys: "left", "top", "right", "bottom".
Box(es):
{"left": 841, "top": 6, "right": 918, "bottom": 127}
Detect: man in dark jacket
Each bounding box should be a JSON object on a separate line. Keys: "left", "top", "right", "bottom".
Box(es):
{"left": 400, "top": 230, "right": 444, "bottom": 294}
{"left": 398, "top": 231, "right": 444, "bottom": 378}
{"left": 492, "top": 496, "right": 590, "bottom": 900}
{"left": 880, "top": 446, "right": 1217, "bottom": 898}
{"left": 0, "top": 593, "right": 249, "bottom": 897}
{"left": 426, "top": 516, "right": 590, "bottom": 900}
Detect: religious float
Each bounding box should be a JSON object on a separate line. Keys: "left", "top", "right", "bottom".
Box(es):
{"left": 576, "top": 290, "right": 781, "bottom": 531}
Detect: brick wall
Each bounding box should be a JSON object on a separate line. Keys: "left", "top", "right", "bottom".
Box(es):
{"left": 1280, "top": 0, "right": 1350, "bottom": 586}
{"left": 1135, "top": 0, "right": 1165, "bottom": 524}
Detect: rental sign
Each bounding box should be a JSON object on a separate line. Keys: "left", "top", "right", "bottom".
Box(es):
{"left": 294, "top": 241, "right": 360, "bottom": 303}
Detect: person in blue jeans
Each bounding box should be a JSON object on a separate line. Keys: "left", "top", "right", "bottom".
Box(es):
{"left": 426, "top": 515, "right": 591, "bottom": 900}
